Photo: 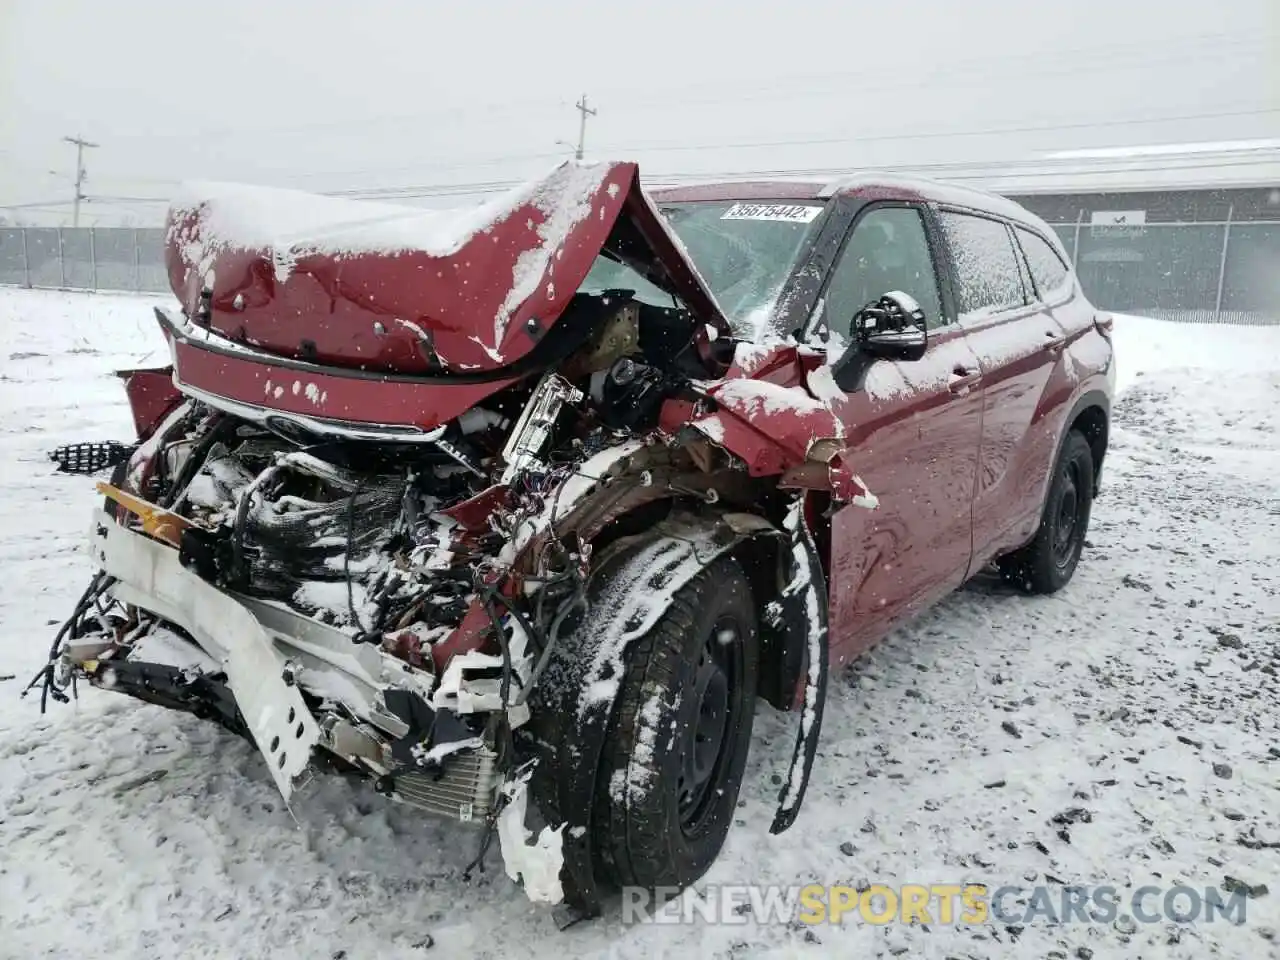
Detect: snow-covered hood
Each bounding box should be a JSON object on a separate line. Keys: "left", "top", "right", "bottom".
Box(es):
{"left": 165, "top": 161, "right": 729, "bottom": 374}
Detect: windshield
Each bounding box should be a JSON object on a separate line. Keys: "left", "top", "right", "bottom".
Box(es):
{"left": 578, "top": 199, "right": 825, "bottom": 340}
{"left": 660, "top": 200, "right": 824, "bottom": 337}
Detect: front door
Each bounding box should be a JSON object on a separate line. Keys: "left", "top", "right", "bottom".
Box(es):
{"left": 809, "top": 203, "right": 983, "bottom": 666}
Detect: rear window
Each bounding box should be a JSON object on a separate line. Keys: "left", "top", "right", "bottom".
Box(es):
{"left": 1016, "top": 227, "right": 1073, "bottom": 301}
{"left": 939, "top": 212, "right": 1026, "bottom": 321}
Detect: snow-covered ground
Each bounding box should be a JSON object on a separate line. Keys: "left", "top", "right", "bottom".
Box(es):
{"left": 0, "top": 288, "right": 1276, "bottom": 959}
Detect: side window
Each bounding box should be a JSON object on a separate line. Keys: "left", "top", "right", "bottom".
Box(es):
{"left": 1016, "top": 227, "right": 1073, "bottom": 302}
{"left": 822, "top": 206, "right": 945, "bottom": 341}
{"left": 938, "top": 211, "right": 1027, "bottom": 321}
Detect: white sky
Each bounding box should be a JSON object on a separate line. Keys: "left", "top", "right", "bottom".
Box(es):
{"left": 1, "top": 0, "right": 1276, "bottom": 224}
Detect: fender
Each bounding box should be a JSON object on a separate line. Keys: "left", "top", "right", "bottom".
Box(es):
{"left": 115, "top": 365, "right": 183, "bottom": 441}
{"left": 1057, "top": 387, "right": 1110, "bottom": 492}
{"left": 525, "top": 509, "right": 781, "bottom": 925}
{"left": 1009, "top": 386, "right": 1109, "bottom": 558}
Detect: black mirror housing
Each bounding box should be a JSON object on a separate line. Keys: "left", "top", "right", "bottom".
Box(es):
{"left": 855, "top": 291, "right": 928, "bottom": 359}
{"left": 863, "top": 324, "right": 927, "bottom": 361}
{"left": 830, "top": 291, "right": 930, "bottom": 391}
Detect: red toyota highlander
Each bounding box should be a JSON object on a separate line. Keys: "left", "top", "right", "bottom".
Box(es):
{"left": 40, "top": 162, "right": 1114, "bottom": 923}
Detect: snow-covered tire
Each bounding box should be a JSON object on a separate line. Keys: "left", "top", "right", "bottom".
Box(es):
{"left": 592, "top": 554, "right": 759, "bottom": 891}
{"left": 999, "top": 429, "right": 1095, "bottom": 594}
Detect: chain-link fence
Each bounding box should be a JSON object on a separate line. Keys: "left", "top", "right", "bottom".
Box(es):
{"left": 2, "top": 221, "right": 1278, "bottom": 323}
{"left": 1045, "top": 219, "right": 1280, "bottom": 325}
{"left": 0, "top": 227, "right": 170, "bottom": 294}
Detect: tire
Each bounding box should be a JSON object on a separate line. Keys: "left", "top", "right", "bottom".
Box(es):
{"left": 999, "top": 430, "right": 1095, "bottom": 594}
{"left": 592, "top": 554, "right": 759, "bottom": 891}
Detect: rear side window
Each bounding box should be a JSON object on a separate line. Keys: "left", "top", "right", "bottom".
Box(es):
{"left": 1016, "top": 227, "right": 1073, "bottom": 301}
{"left": 939, "top": 212, "right": 1026, "bottom": 321}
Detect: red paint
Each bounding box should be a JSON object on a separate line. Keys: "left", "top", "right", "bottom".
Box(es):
{"left": 702, "top": 382, "right": 844, "bottom": 469}
{"left": 821, "top": 325, "right": 986, "bottom": 665}
{"left": 965, "top": 309, "right": 1069, "bottom": 563}
{"left": 166, "top": 162, "right": 729, "bottom": 377}
{"left": 429, "top": 602, "right": 492, "bottom": 674}
{"left": 169, "top": 331, "right": 517, "bottom": 431}
{"left": 115, "top": 367, "right": 183, "bottom": 440}
{"left": 440, "top": 484, "right": 510, "bottom": 532}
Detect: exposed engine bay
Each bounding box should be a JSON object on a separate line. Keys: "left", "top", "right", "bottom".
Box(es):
{"left": 38, "top": 284, "right": 839, "bottom": 917}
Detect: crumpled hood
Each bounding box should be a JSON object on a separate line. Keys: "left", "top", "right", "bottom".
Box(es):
{"left": 165, "top": 161, "right": 729, "bottom": 374}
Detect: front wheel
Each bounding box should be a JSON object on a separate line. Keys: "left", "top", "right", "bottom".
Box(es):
{"left": 592, "top": 554, "right": 759, "bottom": 891}
{"left": 999, "top": 429, "right": 1095, "bottom": 594}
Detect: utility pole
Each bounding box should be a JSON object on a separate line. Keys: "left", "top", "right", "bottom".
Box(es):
{"left": 63, "top": 135, "right": 98, "bottom": 227}
{"left": 573, "top": 94, "right": 596, "bottom": 160}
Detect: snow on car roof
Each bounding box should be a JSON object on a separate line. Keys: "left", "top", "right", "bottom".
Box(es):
{"left": 648, "top": 179, "right": 828, "bottom": 202}
{"left": 168, "top": 161, "right": 612, "bottom": 261}
{"left": 650, "top": 172, "right": 1064, "bottom": 252}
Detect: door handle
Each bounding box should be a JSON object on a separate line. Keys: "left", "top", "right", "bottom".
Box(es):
{"left": 1045, "top": 330, "right": 1066, "bottom": 354}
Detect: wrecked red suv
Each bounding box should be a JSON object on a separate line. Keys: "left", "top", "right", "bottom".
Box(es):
{"left": 38, "top": 162, "right": 1114, "bottom": 923}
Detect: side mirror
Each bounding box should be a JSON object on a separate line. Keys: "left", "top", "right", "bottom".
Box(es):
{"left": 854, "top": 291, "right": 928, "bottom": 361}
{"left": 830, "top": 291, "right": 929, "bottom": 391}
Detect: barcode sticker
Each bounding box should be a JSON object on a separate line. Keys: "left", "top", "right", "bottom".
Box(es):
{"left": 720, "top": 203, "right": 822, "bottom": 223}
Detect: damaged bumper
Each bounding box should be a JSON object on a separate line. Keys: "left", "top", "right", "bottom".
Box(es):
{"left": 88, "top": 507, "right": 322, "bottom": 800}
{"left": 82, "top": 507, "right": 520, "bottom": 831}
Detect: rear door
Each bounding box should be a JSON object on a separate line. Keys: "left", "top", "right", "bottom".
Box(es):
{"left": 812, "top": 203, "right": 983, "bottom": 665}
{"left": 936, "top": 209, "right": 1066, "bottom": 565}
{"left": 1015, "top": 224, "right": 1095, "bottom": 343}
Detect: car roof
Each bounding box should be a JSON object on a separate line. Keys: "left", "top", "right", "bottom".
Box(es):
{"left": 649, "top": 173, "right": 1052, "bottom": 234}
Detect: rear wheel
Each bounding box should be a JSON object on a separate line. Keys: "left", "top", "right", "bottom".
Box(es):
{"left": 999, "top": 430, "right": 1094, "bottom": 594}
{"left": 593, "top": 554, "right": 759, "bottom": 891}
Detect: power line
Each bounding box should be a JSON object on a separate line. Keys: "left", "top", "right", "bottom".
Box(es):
{"left": 0, "top": 199, "right": 73, "bottom": 210}
{"left": 317, "top": 106, "right": 1278, "bottom": 199}
{"left": 18, "top": 149, "right": 1276, "bottom": 223}
{"left": 118, "top": 95, "right": 1266, "bottom": 196}
{"left": 250, "top": 104, "right": 1280, "bottom": 199}
{"left": 611, "top": 37, "right": 1278, "bottom": 116}
{"left": 590, "top": 106, "right": 1280, "bottom": 156}
{"left": 86, "top": 145, "right": 1280, "bottom": 209}
{"left": 70, "top": 31, "right": 1275, "bottom": 148}
{"left": 31, "top": 105, "right": 1279, "bottom": 212}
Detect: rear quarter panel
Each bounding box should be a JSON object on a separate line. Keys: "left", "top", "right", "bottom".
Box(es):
{"left": 1015, "top": 309, "right": 1114, "bottom": 552}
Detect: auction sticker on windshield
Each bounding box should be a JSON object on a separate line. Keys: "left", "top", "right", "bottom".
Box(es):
{"left": 720, "top": 203, "right": 822, "bottom": 223}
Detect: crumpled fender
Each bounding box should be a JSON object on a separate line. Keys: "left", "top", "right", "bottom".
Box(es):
{"left": 659, "top": 342, "right": 879, "bottom": 506}
{"left": 699, "top": 376, "right": 846, "bottom": 467}
{"left": 115, "top": 366, "right": 183, "bottom": 441}
{"left": 524, "top": 510, "right": 778, "bottom": 925}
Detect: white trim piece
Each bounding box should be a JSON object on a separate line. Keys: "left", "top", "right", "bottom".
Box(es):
{"left": 496, "top": 771, "right": 566, "bottom": 904}
{"left": 88, "top": 510, "right": 321, "bottom": 801}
